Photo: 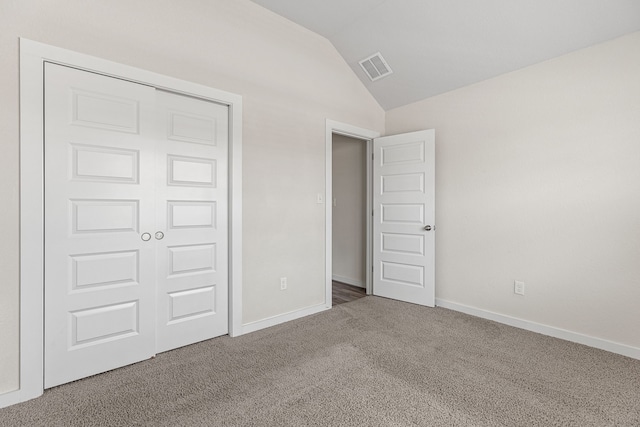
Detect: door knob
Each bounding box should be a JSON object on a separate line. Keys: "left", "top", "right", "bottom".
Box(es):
{"left": 423, "top": 225, "right": 432, "bottom": 231}
{"left": 155, "top": 231, "right": 164, "bottom": 240}
{"left": 141, "top": 232, "right": 151, "bottom": 241}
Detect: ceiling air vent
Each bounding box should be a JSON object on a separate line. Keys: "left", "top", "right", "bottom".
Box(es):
{"left": 359, "top": 52, "right": 393, "bottom": 82}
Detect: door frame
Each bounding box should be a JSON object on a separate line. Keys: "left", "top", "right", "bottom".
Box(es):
{"left": 15, "top": 39, "right": 243, "bottom": 405}
{"left": 325, "top": 120, "right": 380, "bottom": 304}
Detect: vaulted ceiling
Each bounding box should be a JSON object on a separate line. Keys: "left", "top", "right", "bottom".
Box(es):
{"left": 250, "top": 0, "right": 640, "bottom": 110}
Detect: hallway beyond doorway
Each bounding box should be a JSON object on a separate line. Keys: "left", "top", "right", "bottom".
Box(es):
{"left": 332, "top": 281, "right": 366, "bottom": 306}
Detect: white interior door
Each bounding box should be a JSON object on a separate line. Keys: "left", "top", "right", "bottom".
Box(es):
{"left": 44, "top": 63, "right": 157, "bottom": 387}
{"left": 44, "top": 63, "right": 229, "bottom": 388}
{"left": 155, "top": 90, "right": 228, "bottom": 353}
{"left": 372, "top": 130, "right": 435, "bottom": 306}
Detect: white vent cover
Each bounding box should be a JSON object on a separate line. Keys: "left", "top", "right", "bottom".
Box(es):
{"left": 359, "top": 52, "right": 393, "bottom": 82}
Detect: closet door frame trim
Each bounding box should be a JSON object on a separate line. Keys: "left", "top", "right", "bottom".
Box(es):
{"left": 16, "top": 38, "right": 243, "bottom": 405}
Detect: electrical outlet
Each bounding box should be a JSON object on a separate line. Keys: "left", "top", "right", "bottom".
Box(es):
{"left": 280, "top": 277, "right": 287, "bottom": 290}
{"left": 514, "top": 280, "right": 525, "bottom": 296}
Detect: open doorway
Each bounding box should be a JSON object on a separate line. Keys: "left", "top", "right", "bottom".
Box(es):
{"left": 324, "top": 120, "right": 379, "bottom": 308}
{"left": 329, "top": 134, "right": 368, "bottom": 306}
{"left": 331, "top": 134, "right": 368, "bottom": 306}
{"left": 325, "top": 121, "right": 436, "bottom": 309}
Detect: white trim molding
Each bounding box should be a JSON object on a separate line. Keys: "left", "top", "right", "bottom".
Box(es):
{"left": 436, "top": 299, "right": 640, "bottom": 361}
{"left": 8, "top": 38, "right": 243, "bottom": 408}
{"left": 325, "top": 120, "right": 380, "bottom": 306}
{"left": 241, "top": 304, "right": 330, "bottom": 335}
{"left": 0, "top": 388, "right": 24, "bottom": 411}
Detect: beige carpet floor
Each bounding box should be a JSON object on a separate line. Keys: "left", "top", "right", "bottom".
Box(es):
{"left": 1, "top": 296, "right": 639, "bottom": 426}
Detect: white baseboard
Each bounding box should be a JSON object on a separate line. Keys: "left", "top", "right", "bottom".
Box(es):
{"left": 436, "top": 298, "right": 640, "bottom": 361}
{"left": 241, "top": 303, "right": 330, "bottom": 335}
{"left": 0, "top": 387, "right": 40, "bottom": 409}
{"left": 332, "top": 275, "right": 365, "bottom": 288}
{"left": 0, "top": 390, "right": 19, "bottom": 409}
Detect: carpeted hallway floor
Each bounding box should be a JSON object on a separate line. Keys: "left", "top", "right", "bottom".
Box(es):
{"left": 1, "top": 296, "right": 639, "bottom": 426}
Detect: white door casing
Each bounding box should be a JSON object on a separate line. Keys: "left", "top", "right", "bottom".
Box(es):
{"left": 44, "top": 63, "right": 229, "bottom": 387}
{"left": 373, "top": 130, "right": 435, "bottom": 307}
{"left": 325, "top": 120, "right": 380, "bottom": 304}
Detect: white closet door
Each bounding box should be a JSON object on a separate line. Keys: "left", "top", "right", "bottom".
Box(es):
{"left": 44, "top": 64, "right": 230, "bottom": 388}
{"left": 154, "top": 90, "right": 228, "bottom": 353}
{"left": 44, "top": 63, "right": 157, "bottom": 388}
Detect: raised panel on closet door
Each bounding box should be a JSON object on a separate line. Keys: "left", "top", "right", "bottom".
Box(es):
{"left": 44, "top": 63, "right": 157, "bottom": 388}
{"left": 154, "top": 90, "right": 229, "bottom": 353}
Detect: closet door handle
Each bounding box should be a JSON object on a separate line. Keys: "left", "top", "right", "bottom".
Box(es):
{"left": 141, "top": 232, "right": 151, "bottom": 241}
{"left": 155, "top": 231, "right": 164, "bottom": 240}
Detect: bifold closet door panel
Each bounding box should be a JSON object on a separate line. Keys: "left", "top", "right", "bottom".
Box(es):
{"left": 44, "top": 63, "right": 157, "bottom": 388}
{"left": 154, "top": 90, "right": 229, "bottom": 353}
